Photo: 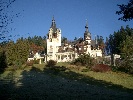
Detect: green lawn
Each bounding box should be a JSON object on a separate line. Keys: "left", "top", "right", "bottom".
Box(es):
{"left": 0, "top": 63, "right": 133, "bottom": 100}
{"left": 56, "top": 62, "right": 133, "bottom": 90}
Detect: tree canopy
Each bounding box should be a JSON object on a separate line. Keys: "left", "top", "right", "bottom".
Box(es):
{"left": 106, "top": 26, "right": 133, "bottom": 56}
{"left": 106, "top": 25, "right": 133, "bottom": 73}
{"left": 116, "top": 0, "right": 133, "bottom": 21}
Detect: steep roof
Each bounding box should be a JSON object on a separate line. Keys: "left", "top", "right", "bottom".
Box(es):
{"left": 50, "top": 16, "right": 57, "bottom": 33}
{"left": 84, "top": 19, "right": 91, "bottom": 36}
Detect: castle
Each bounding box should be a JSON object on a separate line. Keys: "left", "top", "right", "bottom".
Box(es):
{"left": 46, "top": 17, "right": 102, "bottom": 62}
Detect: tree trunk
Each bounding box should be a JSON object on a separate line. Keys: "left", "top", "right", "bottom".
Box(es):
{"left": 111, "top": 53, "right": 114, "bottom": 66}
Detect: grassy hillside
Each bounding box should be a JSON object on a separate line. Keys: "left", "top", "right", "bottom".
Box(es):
{"left": 0, "top": 63, "right": 133, "bottom": 99}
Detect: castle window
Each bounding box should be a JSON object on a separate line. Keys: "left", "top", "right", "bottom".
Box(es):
{"left": 85, "top": 41, "right": 88, "bottom": 45}
{"left": 49, "top": 38, "right": 52, "bottom": 42}
{"left": 68, "top": 55, "right": 71, "bottom": 59}
{"left": 58, "top": 55, "right": 60, "bottom": 59}
{"left": 61, "top": 55, "right": 65, "bottom": 60}
{"left": 72, "top": 54, "right": 75, "bottom": 58}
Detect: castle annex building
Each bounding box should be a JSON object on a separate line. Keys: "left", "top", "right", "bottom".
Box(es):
{"left": 47, "top": 17, "right": 102, "bottom": 62}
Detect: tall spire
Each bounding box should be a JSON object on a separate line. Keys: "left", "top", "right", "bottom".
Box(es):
{"left": 84, "top": 19, "right": 91, "bottom": 40}
{"left": 85, "top": 19, "right": 89, "bottom": 32}
{"left": 50, "top": 16, "right": 57, "bottom": 33}
{"left": 51, "top": 16, "right": 56, "bottom": 27}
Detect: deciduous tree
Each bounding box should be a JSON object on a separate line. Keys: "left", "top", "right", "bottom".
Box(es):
{"left": 116, "top": 0, "right": 133, "bottom": 21}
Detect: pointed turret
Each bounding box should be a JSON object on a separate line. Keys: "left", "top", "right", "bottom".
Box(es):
{"left": 50, "top": 16, "right": 57, "bottom": 33}
{"left": 51, "top": 16, "right": 56, "bottom": 27}
{"left": 84, "top": 19, "right": 91, "bottom": 40}
{"left": 85, "top": 19, "right": 89, "bottom": 32}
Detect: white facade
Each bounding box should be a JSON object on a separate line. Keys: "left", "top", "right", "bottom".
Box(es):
{"left": 46, "top": 17, "right": 102, "bottom": 62}
{"left": 47, "top": 17, "right": 61, "bottom": 61}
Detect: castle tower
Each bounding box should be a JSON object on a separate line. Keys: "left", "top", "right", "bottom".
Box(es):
{"left": 84, "top": 19, "right": 91, "bottom": 54}
{"left": 47, "top": 16, "right": 61, "bottom": 61}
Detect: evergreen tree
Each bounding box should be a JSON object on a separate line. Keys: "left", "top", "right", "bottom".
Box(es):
{"left": 120, "top": 35, "right": 133, "bottom": 59}
{"left": 5, "top": 39, "right": 30, "bottom": 67}
{"left": 27, "top": 36, "right": 47, "bottom": 54}
{"left": 61, "top": 37, "right": 67, "bottom": 43}
{"left": 5, "top": 41, "right": 16, "bottom": 65}
{"left": 107, "top": 26, "right": 133, "bottom": 65}
{"left": 74, "top": 37, "right": 77, "bottom": 41}
{"left": 15, "top": 39, "right": 30, "bottom": 65}
{"left": 97, "top": 35, "right": 105, "bottom": 56}
{"left": 0, "top": 46, "right": 7, "bottom": 71}
{"left": 107, "top": 26, "right": 132, "bottom": 55}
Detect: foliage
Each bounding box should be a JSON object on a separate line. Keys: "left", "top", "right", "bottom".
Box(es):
{"left": 13, "top": 59, "right": 23, "bottom": 68}
{"left": 74, "top": 37, "right": 77, "bottom": 41}
{"left": 114, "top": 58, "right": 133, "bottom": 74}
{"left": 119, "top": 36, "right": 133, "bottom": 73}
{"left": 0, "top": 35, "right": 47, "bottom": 69}
{"left": 0, "top": 50, "right": 7, "bottom": 71}
{"left": 26, "top": 60, "right": 34, "bottom": 66}
{"left": 106, "top": 26, "right": 133, "bottom": 73}
{"left": 91, "top": 64, "right": 111, "bottom": 72}
{"left": 120, "top": 35, "right": 133, "bottom": 59}
{"left": 73, "top": 54, "right": 94, "bottom": 67}
{"left": 106, "top": 34, "right": 133, "bottom": 73}
{"left": 96, "top": 35, "right": 105, "bottom": 55}
{"left": 5, "top": 41, "right": 15, "bottom": 65}
{"left": 46, "top": 60, "right": 57, "bottom": 67}
{"left": 28, "top": 36, "right": 47, "bottom": 55}
{"left": 91, "top": 35, "right": 105, "bottom": 56}
{"left": 30, "top": 43, "right": 44, "bottom": 54}
{"left": 28, "top": 35, "right": 46, "bottom": 47}
{"left": 116, "top": 0, "right": 133, "bottom": 21}
{"left": 104, "top": 57, "right": 111, "bottom": 65}
{"left": 106, "top": 26, "right": 133, "bottom": 66}
{"left": 16, "top": 39, "right": 30, "bottom": 64}
{"left": 33, "top": 59, "right": 40, "bottom": 64}
{"left": 108, "top": 26, "right": 131, "bottom": 55}
{"left": 5, "top": 39, "right": 29, "bottom": 67}
{"left": 61, "top": 37, "right": 67, "bottom": 43}
{"left": 95, "top": 57, "right": 105, "bottom": 64}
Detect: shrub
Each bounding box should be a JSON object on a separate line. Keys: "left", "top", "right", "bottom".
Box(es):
{"left": 13, "top": 59, "right": 22, "bottom": 68}
{"left": 26, "top": 60, "right": 34, "bottom": 66}
{"left": 73, "top": 54, "right": 94, "bottom": 67}
{"left": 112, "top": 56, "right": 133, "bottom": 74}
{"left": 75, "top": 62, "right": 82, "bottom": 66}
{"left": 91, "top": 64, "right": 111, "bottom": 72}
{"left": 33, "top": 59, "right": 40, "bottom": 64}
{"left": 81, "top": 68, "right": 89, "bottom": 72}
{"left": 46, "top": 60, "right": 57, "bottom": 67}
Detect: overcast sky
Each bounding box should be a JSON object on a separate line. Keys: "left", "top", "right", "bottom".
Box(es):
{"left": 8, "top": 0, "right": 133, "bottom": 41}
